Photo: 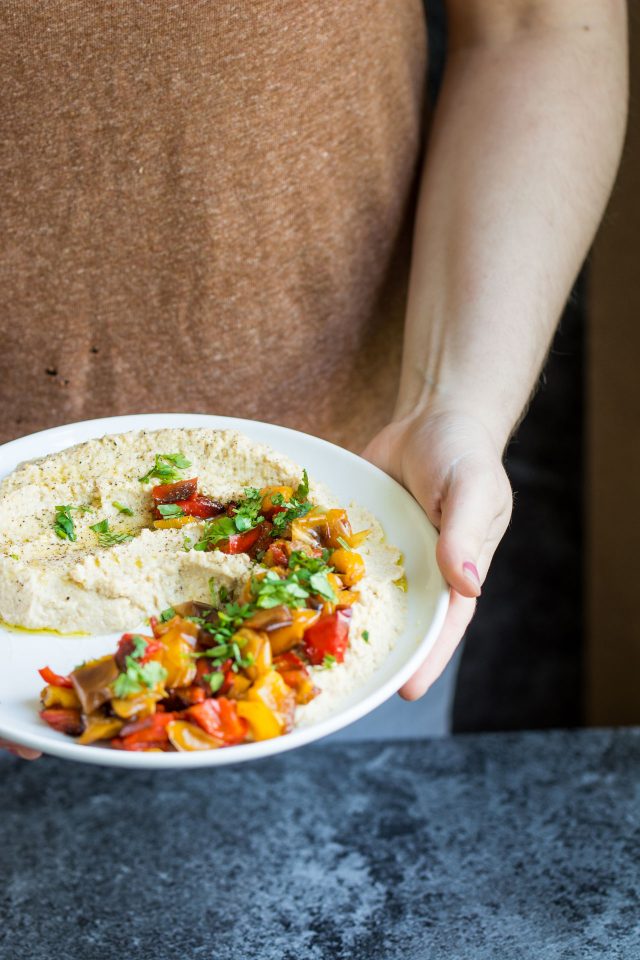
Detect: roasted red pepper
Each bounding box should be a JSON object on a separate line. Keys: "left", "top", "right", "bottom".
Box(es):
{"left": 151, "top": 477, "right": 198, "bottom": 504}
{"left": 118, "top": 712, "right": 177, "bottom": 749}
{"left": 186, "top": 697, "right": 248, "bottom": 745}
{"left": 217, "top": 523, "right": 265, "bottom": 555}
{"left": 174, "top": 494, "right": 223, "bottom": 519}
{"left": 38, "top": 666, "right": 74, "bottom": 688}
{"left": 115, "top": 634, "right": 162, "bottom": 670}
{"left": 40, "top": 708, "right": 84, "bottom": 736}
{"left": 303, "top": 610, "right": 351, "bottom": 665}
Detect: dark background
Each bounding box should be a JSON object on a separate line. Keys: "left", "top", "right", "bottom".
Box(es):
{"left": 424, "top": 0, "right": 584, "bottom": 732}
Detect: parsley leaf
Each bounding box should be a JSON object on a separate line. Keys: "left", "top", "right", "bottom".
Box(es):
{"left": 159, "top": 607, "right": 176, "bottom": 623}
{"left": 322, "top": 654, "right": 337, "bottom": 669}
{"left": 53, "top": 505, "right": 76, "bottom": 542}
{"left": 138, "top": 452, "right": 192, "bottom": 484}
{"left": 157, "top": 503, "right": 185, "bottom": 519}
{"left": 112, "top": 501, "right": 134, "bottom": 516}
{"left": 295, "top": 469, "right": 309, "bottom": 501}
{"left": 193, "top": 515, "right": 236, "bottom": 551}
{"left": 233, "top": 488, "right": 263, "bottom": 532}
{"left": 90, "top": 518, "right": 134, "bottom": 548}
{"left": 362, "top": 630, "right": 370, "bottom": 643}
{"left": 308, "top": 570, "right": 337, "bottom": 601}
{"left": 113, "top": 657, "right": 167, "bottom": 698}
{"left": 203, "top": 671, "right": 225, "bottom": 694}
{"left": 251, "top": 569, "right": 309, "bottom": 609}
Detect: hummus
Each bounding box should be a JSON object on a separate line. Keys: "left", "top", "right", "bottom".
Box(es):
{"left": 1, "top": 428, "right": 406, "bottom": 721}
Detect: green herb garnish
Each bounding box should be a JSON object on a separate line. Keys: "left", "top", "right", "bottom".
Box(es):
{"left": 362, "top": 630, "right": 370, "bottom": 643}
{"left": 90, "top": 518, "right": 134, "bottom": 548}
{"left": 112, "top": 501, "right": 134, "bottom": 516}
{"left": 193, "top": 515, "right": 237, "bottom": 551}
{"left": 53, "top": 505, "right": 76, "bottom": 542}
{"left": 251, "top": 569, "right": 310, "bottom": 609}
{"left": 322, "top": 654, "right": 337, "bottom": 669}
{"left": 159, "top": 607, "right": 176, "bottom": 623}
{"left": 203, "top": 671, "right": 225, "bottom": 694}
{"left": 157, "top": 503, "right": 185, "bottom": 519}
{"left": 270, "top": 472, "right": 313, "bottom": 536}
{"left": 138, "top": 452, "right": 192, "bottom": 485}
{"left": 113, "top": 657, "right": 167, "bottom": 698}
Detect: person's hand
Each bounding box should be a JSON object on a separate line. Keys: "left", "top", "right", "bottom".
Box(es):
{"left": 362, "top": 405, "right": 513, "bottom": 700}
{"left": 0, "top": 739, "right": 41, "bottom": 760}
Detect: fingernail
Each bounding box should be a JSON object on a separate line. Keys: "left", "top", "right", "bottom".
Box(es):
{"left": 463, "top": 561, "right": 481, "bottom": 592}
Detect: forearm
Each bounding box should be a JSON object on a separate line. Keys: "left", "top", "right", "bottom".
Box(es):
{"left": 396, "top": 0, "right": 628, "bottom": 452}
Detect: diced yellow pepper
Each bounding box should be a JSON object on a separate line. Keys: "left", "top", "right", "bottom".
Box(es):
{"left": 247, "top": 671, "right": 296, "bottom": 734}
{"left": 234, "top": 627, "right": 271, "bottom": 680}
{"left": 153, "top": 516, "right": 197, "bottom": 529}
{"left": 236, "top": 700, "right": 282, "bottom": 741}
{"left": 111, "top": 694, "right": 159, "bottom": 720}
{"left": 260, "top": 485, "right": 294, "bottom": 513}
{"left": 329, "top": 549, "right": 365, "bottom": 587}
{"left": 77, "top": 717, "right": 124, "bottom": 745}
{"left": 40, "top": 685, "right": 81, "bottom": 709}
{"left": 269, "top": 608, "right": 320, "bottom": 655}
{"left": 167, "top": 720, "right": 223, "bottom": 751}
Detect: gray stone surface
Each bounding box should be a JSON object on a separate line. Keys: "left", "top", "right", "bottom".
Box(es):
{"left": 1, "top": 728, "right": 639, "bottom": 960}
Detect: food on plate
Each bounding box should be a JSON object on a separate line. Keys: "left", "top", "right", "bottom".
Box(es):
{"left": 37, "top": 484, "right": 405, "bottom": 748}
{"left": 0, "top": 428, "right": 403, "bottom": 637}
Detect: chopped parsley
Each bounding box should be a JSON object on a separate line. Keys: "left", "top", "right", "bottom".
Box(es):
{"left": 251, "top": 569, "right": 310, "bottom": 609}
{"left": 157, "top": 503, "right": 185, "bottom": 519}
{"left": 90, "top": 518, "right": 134, "bottom": 548}
{"left": 287, "top": 550, "right": 337, "bottom": 602}
{"left": 138, "top": 452, "right": 192, "bottom": 485}
{"left": 270, "top": 471, "right": 313, "bottom": 535}
{"left": 322, "top": 654, "right": 337, "bottom": 669}
{"left": 193, "top": 515, "right": 237, "bottom": 551}
{"left": 112, "top": 501, "right": 134, "bottom": 516}
{"left": 295, "top": 469, "right": 310, "bottom": 501}
{"left": 113, "top": 657, "right": 167, "bottom": 698}
{"left": 232, "top": 488, "right": 263, "bottom": 531}
{"left": 53, "top": 505, "right": 76, "bottom": 542}
{"left": 203, "top": 671, "right": 225, "bottom": 694}
{"left": 362, "top": 630, "right": 370, "bottom": 643}
{"left": 194, "top": 488, "right": 264, "bottom": 551}
{"left": 159, "top": 607, "right": 176, "bottom": 623}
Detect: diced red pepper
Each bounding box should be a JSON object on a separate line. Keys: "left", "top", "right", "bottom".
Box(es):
{"left": 273, "top": 652, "right": 306, "bottom": 672}
{"left": 40, "top": 708, "right": 84, "bottom": 736}
{"left": 174, "top": 494, "right": 223, "bottom": 519}
{"left": 118, "top": 712, "right": 177, "bottom": 748}
{"left": 38, "top": 666, "right": 73, "bottom": 688}
{"left": 247, "top": 520, "right": 274, "bottom": 559}
{"left": 217, "top": 523, "right": 264, "bottom": 555}
{"left": 186, "top": 697, "right": 249, "bottom": 745}
{"left": 264, "top": 540, "right": 289, "bottom": 567}
{"left": 151, "top": 477, "right": 198, "bottom": 504}
{"left": 115, "top": 634, "right": 162, "bottom": 670}
{"left": 303, "top": 610, "right": 351, "bottom": 665}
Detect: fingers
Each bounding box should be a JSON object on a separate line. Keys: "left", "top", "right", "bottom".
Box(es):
{"left": 399, "top": 589, "right": 475, "bottom": 700}
{"left": 0, "top": 739, "right": 42, "bottom": 760}
{"left": 435, "top": 460, "right": 512, "bottom": 598}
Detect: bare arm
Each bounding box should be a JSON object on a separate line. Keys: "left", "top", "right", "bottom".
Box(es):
{"left": 396, "top": 0, "right": 628, "bottom": 443}
{"left": 365, "top": 0, "right": 628, "bottom": 697}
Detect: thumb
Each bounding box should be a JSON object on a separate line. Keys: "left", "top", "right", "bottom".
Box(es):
{"left": 435, "top": 459, "right": 512, "bottom": 598}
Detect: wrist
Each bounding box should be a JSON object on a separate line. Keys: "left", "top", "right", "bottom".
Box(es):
{"left": 392, "top": 377, "right": 514, "bottom": 458}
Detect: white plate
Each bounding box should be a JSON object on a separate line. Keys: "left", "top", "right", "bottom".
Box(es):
{"left": 0, "top": 413, "right": 448, "bottom": 768}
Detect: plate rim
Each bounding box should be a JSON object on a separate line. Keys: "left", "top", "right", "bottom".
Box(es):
{"left": 0, "top": 412, "right": 449, "bottom": 767}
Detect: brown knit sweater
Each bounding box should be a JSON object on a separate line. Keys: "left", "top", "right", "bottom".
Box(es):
{"left": 0, "top": 1, "right": 427, "bottom": 452}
